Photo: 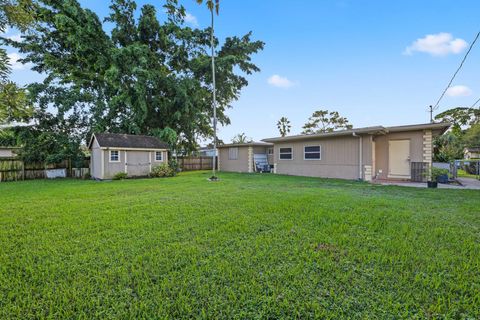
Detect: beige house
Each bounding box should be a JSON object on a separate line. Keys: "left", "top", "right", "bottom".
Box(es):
{"left": 218, "top": 142, "right": 274, "bottom": 173}
{"left": 464, "top": 147, "right": 480, "bottom": 159}
{"left": 261, "top": 123, "right": 450, "bottom": 181}
{"left": 88, "top": 133, "right": 169, "bottom": 180}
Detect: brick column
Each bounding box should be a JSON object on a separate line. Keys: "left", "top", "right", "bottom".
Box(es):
{"left": 248, "top": 146, "right": 253, "bottom": 173}
{"left": 423, "top": 130, "right": 432, "bottom": 166}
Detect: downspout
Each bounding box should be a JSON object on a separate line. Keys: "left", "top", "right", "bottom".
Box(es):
{"left": 352, "top": 132, "right": 363, "bottom": 180}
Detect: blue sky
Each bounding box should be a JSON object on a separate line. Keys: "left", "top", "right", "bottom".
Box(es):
{"left": 5, "top": 0, "right": 480, "bottom": 143}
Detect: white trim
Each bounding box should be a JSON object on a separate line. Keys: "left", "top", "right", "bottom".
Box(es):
{"left": 124, "top": 151, "right": 128, "bottom": 174}
{"left": 278, "top": 147, "right": 293, "bottom": 160}
{"left": 303, "top": 145, "right": 321, "bottom": 161}
{"left": 109, "top": 150, "right": 120, "bottom": 163}
{"left": 101, "top": 150, "right": 104, "bottom": 179}
{"left": 149, "top": 152, "right": 152, "bottom": 173}
{"left": 154, "top": 151, "right": 163, "bottom": 162}
{"left": 100, "top": 147, "right": 168, "bottom": 151}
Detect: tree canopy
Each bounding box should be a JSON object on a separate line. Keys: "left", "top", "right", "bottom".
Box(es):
{"left": 7, "top": 0, "right": 263, "bottom": 160}
{"left": 276, "top": 116, "right": 290, "bottom": 137}
{"left": 231, "top": 132, "right": 252, "bottom": 144}
{"left": 302, "top": 109, "right": 352, "bottom": 134}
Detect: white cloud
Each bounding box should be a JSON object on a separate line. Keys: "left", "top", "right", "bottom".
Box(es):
{"left": 404, "top": 33, "right": 467, "bottom": 56}
{"left": 267, "top": 74, "right": 295, "bottom": 88}
{"left": 446, "top": 85, "right": 472, "bottom": 97}
{"left": 184, "top": 12, "right": 198, "bottom": 27}
{"left": 7, "top": 52, "right": 31, "bottom": 70}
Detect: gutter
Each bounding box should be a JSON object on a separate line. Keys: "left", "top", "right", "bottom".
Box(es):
{"left": 352, "top": 132, "right": 362, "bottom": 180}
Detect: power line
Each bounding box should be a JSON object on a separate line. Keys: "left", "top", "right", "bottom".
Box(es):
{"left": 471, "top": 96, "right": 480, "bottom": 108}
{"left": 432, "top": 30, "right": 480, "bottom": 111}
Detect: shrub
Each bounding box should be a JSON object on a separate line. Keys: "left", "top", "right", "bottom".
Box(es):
{"left": 150, "top": 163, "right": 175, "bottom": 178}
{"left": 83, "top": 172, "right": 91, "bottom": 180}
{"left": 424, "top": 167, "right": 449, "bottom": 181}
{"left": 112, "top": 172, "right": 128, "bottom": 180}
{"left": 169, "top": 158, "right": 179, "bottom": 172}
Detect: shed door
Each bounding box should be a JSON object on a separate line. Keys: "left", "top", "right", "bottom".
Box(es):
{"left": 388, "top": 140, "right": 410, "bottom": 178}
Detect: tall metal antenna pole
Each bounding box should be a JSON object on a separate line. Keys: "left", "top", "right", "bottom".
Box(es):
{"left": 429, "top": 105, "right": 433, "bottom": 123}
{"left": 210, "top": 8, "right": 217, "bottom": 178}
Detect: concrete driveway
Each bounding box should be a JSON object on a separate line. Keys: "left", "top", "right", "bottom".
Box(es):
{"left": 375, "top": 178, "right": 480, "bottom": 190}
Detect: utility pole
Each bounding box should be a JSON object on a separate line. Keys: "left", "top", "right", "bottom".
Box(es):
{"left": 210, "top": 7, "right": 217, "bottom": 179}
{"left": 429, "top": 105, "right": 433, "bottom": 123}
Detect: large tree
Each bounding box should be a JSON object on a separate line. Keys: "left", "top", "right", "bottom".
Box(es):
{"left": 302, "top": 109, "right": 352, "bottom": 134}
{"left": 435, "top": 107, "right": 480, "bottom": 135}
{"left": 0, "top": 0, "right": 35, "bottom": 125}
{"left": 11, "top": 0, "right": 263, "bottom": 152}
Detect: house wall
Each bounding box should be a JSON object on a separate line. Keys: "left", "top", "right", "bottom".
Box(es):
{"left": 374, "top": 130, "right": 424, "bottom": 180}
{"left": 218, "top": 146, "right": 250, "bottom": 172}
{"left": 273, "top": 135, "right": 370, "bottom": 180}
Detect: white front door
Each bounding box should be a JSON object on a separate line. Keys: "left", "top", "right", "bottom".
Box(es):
{"left": 388, "top": 140, "right": 410, "bottom": 178}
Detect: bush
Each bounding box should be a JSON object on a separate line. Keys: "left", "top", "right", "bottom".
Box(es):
{"left": 112, "top": 172, "right": 128, "bottom": 180}
{"left": 83, "top": 172, "right": 91, "bottom": 180}
{"left": 424, "top": 167, "right": 449, "bottom": 181}
{"left": 150, "top": 163, "right": 175, "bottom": 178}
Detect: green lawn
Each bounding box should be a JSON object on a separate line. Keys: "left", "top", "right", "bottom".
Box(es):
{"left": 1, "top": 172, "right": 479, "bottom": 319}
{"left": 457, "top": 169, "right": 479, "bottom": 179}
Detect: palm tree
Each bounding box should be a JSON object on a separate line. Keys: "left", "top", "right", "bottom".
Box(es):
{"left": 277, "top": 117, "right": 291, "bottom": 137}
{"left": 231, "top": 133, "right": 252, "bottom": 144}
{"left": 196, "top": 0, "right": 219, "bottom": 179}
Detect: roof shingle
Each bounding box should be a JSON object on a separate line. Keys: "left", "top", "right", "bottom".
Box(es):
{"left": 91, "top": 133, "right": 169, "bottom": 149}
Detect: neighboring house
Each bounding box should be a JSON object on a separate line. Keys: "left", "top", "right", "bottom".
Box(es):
{"left": 88, "top": 133, "right": 169, "bottom": 180}
{"left": 259, "top": 123, "right": 450, "bottom": 181}
{"left": 197, "top": 146, "right": 217, "bottom": 157}
{"left": 464, "top": 147, "right": 480, "bottom": 159}
{"left": 218, "top": 142, "right": 273, "bottom": 173}
{"left": 0, "top": 147, "right": 21, "bottom": 158}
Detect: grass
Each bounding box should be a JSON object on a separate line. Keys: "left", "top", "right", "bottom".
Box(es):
{"left": 0, "top": 171, "right": 479, "bottom": 319}
{"left": 457, "top": 169, "right": 479, "bottom": 179}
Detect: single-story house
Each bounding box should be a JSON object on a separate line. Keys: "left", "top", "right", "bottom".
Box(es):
{"left": 88, "top": 133, "right": 169, "bottom": 180}
{"left": 0, "top": 146, "right": 21, "bottom": 158}
{"left": 218, "top": 142, "right": 274, "bottom": 173}
{"left": 261, "top": 123, "right": 450, "bottom": 181}
{"left": 464, "top": 147, "right": 480, "bottom": 159}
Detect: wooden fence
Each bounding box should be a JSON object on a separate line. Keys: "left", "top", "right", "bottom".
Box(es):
{"left": 0, "top": 158, "right": 90, "bottom": 182}
{"left": 177, "top": 156, "right": 217, "bottom": 171}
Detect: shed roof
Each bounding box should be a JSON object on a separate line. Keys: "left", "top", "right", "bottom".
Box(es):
{"left": 89, "top": 133, "right": 169, "bottom": 150}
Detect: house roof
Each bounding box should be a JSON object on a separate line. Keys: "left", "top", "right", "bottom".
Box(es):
{"left": 465, "top": 147, "right": 480, "bottom": 152}
{"left": 262, "top": 122, "right": 451, "bottom": 143}
{"left": 217, "top": 141, "right": 273, "bottom": 148}
{"left": 89, "top": 133, "right": 169, "bottom": 150}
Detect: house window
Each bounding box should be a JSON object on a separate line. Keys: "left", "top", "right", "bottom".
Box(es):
{"left": 228, "top": 147, "right": 238, "bottom": 160}
{"left": 110, "top": 150, "right": 120, "bottom": 162}
{"left": 267, "top": 148, "right": 274, "bottom": 155}
{"left": 304, "top": 145, "right": 321, "bottom": 160}
{"left": 155, "top": 151, "right": 163, "bottom": 161}
{"left": 279, "top": 147, "right": 292, "bottom": 160}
